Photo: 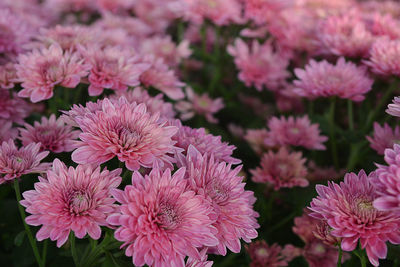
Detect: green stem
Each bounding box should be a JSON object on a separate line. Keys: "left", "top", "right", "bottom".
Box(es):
{"left": 42, "top": 239, "right": 48, "bottom": 267}
{"left": 70, "top": 233, "right": 79, "bottom": 266}
{"left": 328, "top": 98, "right": 339, "bottom": 169}
{"left": 337, "top": 245, "right": 342, "bottom": 267}
{"left": 14, "top": 180, "right": 43, "bottom": 267}
{"left": 360, "top": 252, "right": 367, "bottom": 267}
{"left": 347, "top": 100, "right": 354, "bottom": 130}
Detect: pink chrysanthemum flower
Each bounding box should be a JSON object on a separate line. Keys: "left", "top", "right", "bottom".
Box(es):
{"left": 16, "top": 44, "right": 90, "bottom": 103}
{"left": 107, "top": 167, "right": 218, "bottom": 267}
{"left": 180, "top": 146, "right": 259, "bottom": 255}
{"left": 110, "top": 87, "right": 176, "bottom": 119}
{"left": 0, "top": 120, "right": 18, "bottom": 143}
{"left": 78, "top": 45, "right": 149, "bottom": 96}
{"left": 0, "top": 140, "right": 50, "bottom": 184}
{"left": 72, "top": 98, "right": 178, "bottom": 171}
{"left": 175, "top": 87, "right": 224, "bottom": 123}
{"left": 364, "top": 38, "right": 400, "bottom": 76}
{"left": 387, "top": 96, "right": 400, "bottom": 117}
{"left": 21, "top": 159, "right": 121, "bottom": 247}
{"left": 171, "top": 120, "right": 240, "bottom": 164}
{"left": 250, "top": 147, "right": 308, "bottom": 190}
{"left": 373, "top": 144, "right": 400, "bottom": 214}
{"left": 139, "top": 35, "right": 191, "bottom": 67}
{"left": 19, "top": 114, "right": 80, "bottom": 153}
{"left": 227, "top": 39, "right": 290, "bottom": 91}
{"left": 185, "top": 248, "right": 213, "bottom": 267}
{"left": 244, "top": 0, "right": 290, "bottom": 25}
{"left": 309, "top": 170, "right": 400, "bottom": 266}
{"left": 0, "top": 92, "right": 31, "bottom": 124}
{"left": 316, "top": 10, "right": 373, "bottom": 57}
{"left": 364, "top": 13, "right": 400, "bottom": 40}
{"left": 366, "top": 122, "right": 400, "bottom": 155}
{"left": 293, "top": 57, "right": 373, "bottom": 101}
{"left": 244, "top": 129, "right": 270, "bottom": 155}
{"left": 60, "top": 99, "right": 104, "bottom": 127}
{"left": 246, "top": 241, "right": 301, "bottom": 267}
{"left": 139, "top": 55, "right": 185, "bottom": 100}
{"left": 264, "top": 116, "right": 328, "bottom": 150}
{"left": 0, "top": 62, "right": 17, "bottom": 89}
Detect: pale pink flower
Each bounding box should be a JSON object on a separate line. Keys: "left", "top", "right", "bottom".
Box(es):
{"left": 293, "top": 57, "right": 373, "bottom": 101}
{"left": 139, "top": 55, "right": 185, "bottom": 99}
{"left": 78, "top": 45, "right": 149, "bottom": 96}
{"left": 19, "top": 114, "right": 80, "bottom": 153}
{"left": 0, "top": 92, "right": 31, "bottom": 124}
{"left": 265, "top": 116, "right": 328, "bottom": 150}
{"left": 250, "top": 147, "right": 308, "bottom": 190}
{"left": 61, "top": 99, "right": 104, "bottom": 127}
{"left": 110, "top": 87, "right": 176, "bottom": 119}
{"left": 227, "top": 39, "right": 290, "bottom": 91}
{"left": 367, "top": 123, "right": 400, "bottom": 155}
{"left": 139, "top": 35, "right": 191, "bottom": 67}
{"left": 107, "top": 167, "right": 218, "bottom": 267}
{"left": 72, "top": 98, "right": 178, "bottom": 171}
{"left": 316, "top": 10, "right": 373, "bottom": 57}
{"left": 16, "top": 44, "right": 90, "bottom": 103}
{"left": 0, "top": 120, "right": 18, "bottom": 143}
{"left": 180, "top": 146, "right": 259, "bottom": 255}
{"left": 175, "top": 87, "right": 224, "bottom": 123}
{"left": 171, "top": 120, "right": 240, "bottom": 164}
{"left": 364, "top": 38, "right": 400, "bottom": 76}
{"left": 0, "top": 140, "right": 50, "bottom": 184}
{"left": 0, "top": 62, "right": 17, "bottom": 89}
{"left": 246, "top": 241, "right": 300, "bottom": 267}
{"left": 244, "top": 129, "right": 270, "bottom": 155}
{"left": 387, "top": 96, "right": 400, "bottom": 117}
{"left": 21, "top": 159, "right": 121, "bottom": 247}
{"left": 309, "top": 170, "right": 400, "bottom": 266}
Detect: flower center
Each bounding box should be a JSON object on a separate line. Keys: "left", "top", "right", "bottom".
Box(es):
{"left": 208, "top": 180, "right": 229, "bottom": 204}
{"left": 256, "top": 248, "right": 269, "bottom": 258}
{"left": 158, "top": 203, "right": 180, "bottom": 230}
{"left": 69, "top": 191, "right": 91, "bottom": 215}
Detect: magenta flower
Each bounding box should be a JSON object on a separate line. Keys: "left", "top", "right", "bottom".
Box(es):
{"left": 227, "top": 39, "right": 289, "bottom": 91}
{"left": 180, "top": 146, "right": 259, "bottom": 255}
{"left": 72, "top": 97, "right": 178, "bottom": 171}
{"left": 175, "top": 87, "right": 224, "bottom": 123}
{"left": 387, "top": 96, "right": 400, "bottom": 117}
{"left": 107, "top": 167, "right": 218, "bottom": 266}
{"left": 78, "top": 45, "right": 149, "bottom": 96}
{"left": 246, "top": 241, "right": 301, "bottom": 267}
{"left": 309, "top": 170, "right": 400, "bottom": 266}
{"left": 364, "top": 38, "right": 400, "bottom": 76}
{"left": 16, "top": 44, "right": 90, "bottom": 103}
{"left": 244, "top": 0, "right": 289, "bottom": 25}
{"left": 0, "top": 120, "right": 18, "bottom": 143}
{"left": 250, "top": 147, "right": 308, "bottom": 190}
{"left": 21, "top": 159, "right": 122, "bottom": 247}
{"left": 19, "top": 114, "right": 80, "bottom": 153}
{"left": 0, "top": 140, "right": 50, "bottom": 184}
{"left": 171, "top": 120, "right": 240, "bottom": 164}
{"left": 293, "top": 57, "right": 373, "bottom": 101}
{"left": 367, "top": 122, "right": 400, "bottom": 155}
{"left": 265, "top": 115, "right": 328, "bottom": 150}
{"left": 0, "top": 92, "right": 31, "bottom": 124}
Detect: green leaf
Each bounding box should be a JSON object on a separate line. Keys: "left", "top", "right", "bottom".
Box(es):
{"left": 14, "top": 231, "right": 25, "bottom": 247}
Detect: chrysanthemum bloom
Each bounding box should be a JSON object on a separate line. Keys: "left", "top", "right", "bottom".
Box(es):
{"left": 139, "top": 36, "right": 191, "bottom": 67}
{"left": 316, "top": 10, "right": 373, "bottom": 57}
{"left": 61, "top": 99, "right": 104, "bottom": 127}
{"left": 387, "top": 96, "right": 400, "bottom": 117}
{"left": 72, "top": 98, "right": 178, "bottom": 171}
{"left": 185, "top": 248, "right": 213, "bottom": 267}
{"left": 78, "top": 45, "right": 149, "bottom": 96}
{"left": 372, "top": 144, "right": 400, "bottom": 214}
{"left": 264, "top": 116, "right": 328, "bottom": 150}
{"left": 243, "top": 0, "right": 290, "bottom": 25}
{"left": 309, "top": 170, "right": 400, "bottom": 266}
{"left": 227, "top": 39, "right": 290, "bottom": 91}
{"left": 244, "top": 129, "right": 270, "bottom": 155}
{"left": 275, "top": 90, "right": 304, "bottom": 113}
{"left": 175, "top": 87, "right": 224, "bottom": 123}
{"left": 180, "top": 146, "right": 259, "bottom": 255}
{"left": 16, "top": 44, "right": 90, "bottom": 103}
{"left": 183, "top": 0, "right": 244, "bottom": 26}
{"left": 21, "top": 159, "right": 122, "bottom": 247}
{"left": 110, "top": 87, "right": 176, "bottom": 119}
{"left": 0, "top": 92, "right": 31, "bottom": 124}
{"left": 0, "top": 140, "right": 50, "bottom": 184}
{"left": 293, "top": 57, "right": 373, "bottom": 101}
{"left": 0, "top": 120, "right": 18, "bottom": 143}
{"left": 250, "top": 147, "right": 308, "bottom": 190}
{"left": 293, "top": 209, "right": 351, "bottom": 267}
{"left": 364, "top": 38, "right": 400, "bottom": 76}
{"left": 171, "top": 120, "right": 240, "bottom": 164}
{"left": 366, "top": 122, "right": 400, "bottom": 155}
{"left": 0, "top": 62, "right": 17, "bottom": 89}
{"left": 364, "top": 13, "right": 400, "bottom": 40}
{"left": 96, "top": 0, "right": 135, "bottom": 13}
{"left": 139, "top": 55, "right": 185, "bottom": 100}
{"left": 107, "top": 167, "right": 218, "bottom": 266}
{"left": 19, "top": 114, "right": 80, "bottom": 153}
{"left": 246, "top": 240, "right": 301, "bottom": 267}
